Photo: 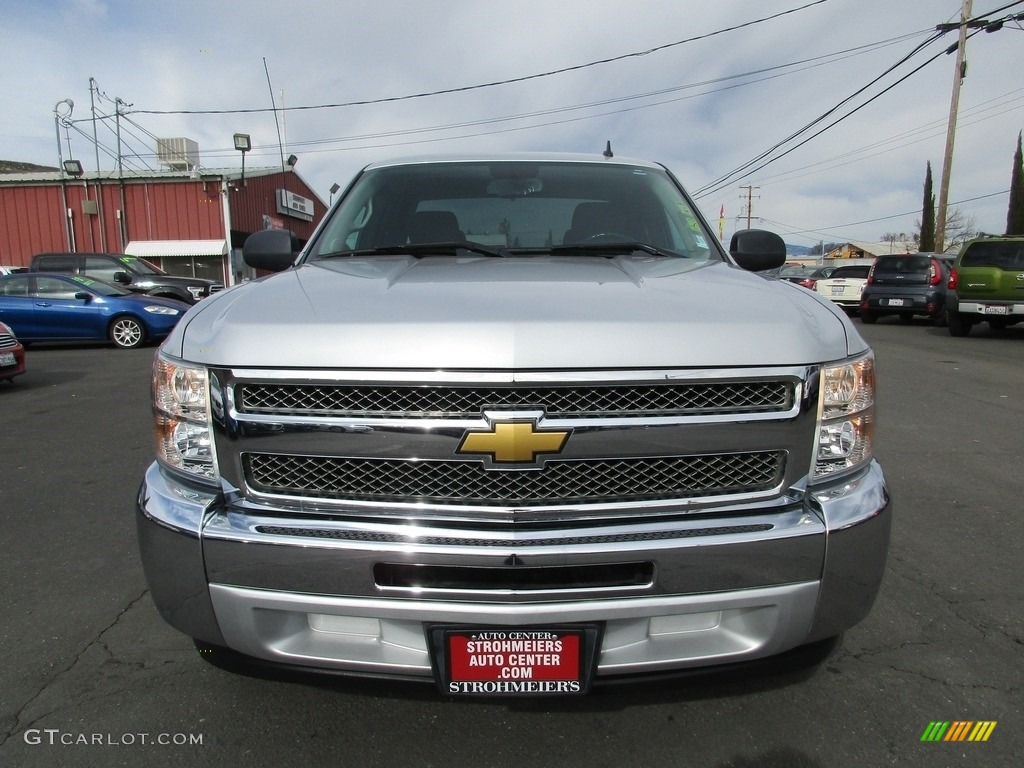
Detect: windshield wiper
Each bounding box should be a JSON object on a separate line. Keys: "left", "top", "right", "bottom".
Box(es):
{"left": 545, "top": 242, "right": 681, "bottom": 258}
{"left": 316, "top": 242, "right": 508, "bottom": 259}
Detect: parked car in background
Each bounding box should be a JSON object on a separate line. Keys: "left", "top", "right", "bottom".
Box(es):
{"left": 30, "top": 252, "right": 223, "bottom": 304}
{"left": 793, "top": 266, "right": 834, "bottom": 290}
{"left": 0, "top": 273, "right": 190, "bottom": 348}
{"left": 813, "top": 264, "right": 873, "bottom": 311}
{"left": 859, "top": 254, "right": 951, "bottom": 324}
{"left": 759, "top": 265, "right": 833, "bottom": 289}
{"left": 0, "top": 320, "right": 26, "bottom": 382}
{"left": 0, "top": 266, "right": 27, "bottom": 275}
{"left": 946, "top": 236, "right": 1024, "bottom": 336}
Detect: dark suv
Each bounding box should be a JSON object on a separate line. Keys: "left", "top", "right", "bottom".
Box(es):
{"left": 30, "top": 252, "right": 223, "bottom": 304}
{"left": 859, "top": 254, "right": 951, "bottom": 324}
{"left": 946, "top": 236, "right": 1024, "bottom": 336}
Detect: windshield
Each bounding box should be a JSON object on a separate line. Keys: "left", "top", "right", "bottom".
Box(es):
{"left": 874, "top": 256, "right": 932, "bottom": 273}
{"left": 829, "top": 266, "right": 871, "bottom": 279}
{"left": 71, "top": 276, "right": 134, "bottom": 296}
{"left": 119, "top": 256, "right": 165, "bottom": 275}
{"left": 307, "top": 161, "right": 720, "bottom": 262}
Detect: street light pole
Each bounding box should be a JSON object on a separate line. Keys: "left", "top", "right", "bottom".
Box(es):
{"left": 935, "top": 0, "right": 972, "bottom": 253}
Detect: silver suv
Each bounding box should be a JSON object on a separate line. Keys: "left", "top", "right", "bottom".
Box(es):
{"left": 137, "top": 154, "right": 890, "bottom": 696}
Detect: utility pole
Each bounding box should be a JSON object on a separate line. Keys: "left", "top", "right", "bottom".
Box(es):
{"left": 89, "top": 76, "right": 107, "bottom": 252}
{"left": 739, "top": 185, "right": 760, "bottom": 229}
{"left": 935, "top": 0, "right": 972, "bottom": 253}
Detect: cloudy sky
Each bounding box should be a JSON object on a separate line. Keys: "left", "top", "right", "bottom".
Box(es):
{"left": 3, "top": 0, "right": 1023, "bottom": 247}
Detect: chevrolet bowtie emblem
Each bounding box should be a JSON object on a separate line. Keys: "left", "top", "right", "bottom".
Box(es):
{"left": 458, "top": 421, "right": 570, "bottom": 464}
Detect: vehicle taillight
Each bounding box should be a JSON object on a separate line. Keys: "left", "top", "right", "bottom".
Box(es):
{"left": 929, "top": 258, "right": 942, "bottom": 286}
{"left": 948, "top": 267, "right": 958, "bottom": 290}
{"left": 866, "top": 264, "right": 876, "bottom": 285}
{"left": 798, "top": 278, "right": 816, "bottom": 289}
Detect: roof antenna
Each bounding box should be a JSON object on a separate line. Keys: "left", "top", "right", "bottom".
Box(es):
{"left": 603, "top": 140, "right": 614, "bottom": 158}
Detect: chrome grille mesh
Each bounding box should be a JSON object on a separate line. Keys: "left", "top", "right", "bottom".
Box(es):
{"left": 236, "top": 380, "right": 792, "bottom": 418}
{"left": 0, "top": 333, "right": 18, "bottom": 350}
{"left": 244, "top": 451, "right": 784, "bottom": 506}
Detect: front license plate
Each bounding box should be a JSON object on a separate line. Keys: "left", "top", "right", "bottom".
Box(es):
{"left": 887, "top": 298, "right": 905, "bottom": 307}
{"left": 984, "top": 305, "right": 1009, "bottom": 315}
{"left": 430, "top": 625, "right": 600, "bottom": 697}
{"left": 0, "top": 352, "right": 14, "bottom": 367}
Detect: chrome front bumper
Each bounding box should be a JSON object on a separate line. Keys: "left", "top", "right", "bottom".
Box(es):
{"left": 137, "top": 461, "right": 891, "bottom": 679}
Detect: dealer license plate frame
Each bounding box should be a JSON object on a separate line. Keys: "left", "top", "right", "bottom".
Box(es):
{"left": 428, "top": 624, "right": 602, "bottom": 697}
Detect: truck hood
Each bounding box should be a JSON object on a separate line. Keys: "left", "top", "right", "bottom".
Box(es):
{"left": 167, "top": 256, "right": 864, "bottom": 369}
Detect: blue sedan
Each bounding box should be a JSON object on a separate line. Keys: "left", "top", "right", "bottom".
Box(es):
{"left": 0, "top": 273, "right": 190, "bottom": 348}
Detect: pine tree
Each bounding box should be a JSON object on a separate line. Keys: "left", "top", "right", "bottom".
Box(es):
{"left": 919, "top": 162, "right": 936, "bottom": 252}
{"left": 1006, "top": 132, "right": 1024, "bottom": 236}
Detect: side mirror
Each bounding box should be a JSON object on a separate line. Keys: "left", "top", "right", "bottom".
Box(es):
{"left": 74, "top": 291, "right": 93, "bottom": 303}
{"left": 729, "top": 229, "right": 787, "bottom": 272}
{"left": 244, "top": 229, "right": 299, "bottom": 272}
{"left": 112, "top": 271, "right": 131, "bottom": 284}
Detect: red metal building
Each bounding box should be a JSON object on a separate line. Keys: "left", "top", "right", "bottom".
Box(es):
{"left": 0, "top": 166, "right": 327, "bottom": 285}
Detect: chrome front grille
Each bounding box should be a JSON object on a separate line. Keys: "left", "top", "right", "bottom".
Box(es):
{"left": 236, "top": 380, "right": 793, "bottom": 418}
{"left": 244, "top": 451, "right": 785, "bottom": 507}
{"left": 0, "top": 333, "right": 18, "bottom": 350}
{"left": 216, "top": 366, "right": 814, "bottom": 520}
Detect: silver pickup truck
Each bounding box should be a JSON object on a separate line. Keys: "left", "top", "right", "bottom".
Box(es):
{"left": 137, "top": 153, "right": 890, "bottom": 696}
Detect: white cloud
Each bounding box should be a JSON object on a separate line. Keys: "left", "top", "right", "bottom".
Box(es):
{"left": 3, "top": 0, "right": 1021, "bottom": 243}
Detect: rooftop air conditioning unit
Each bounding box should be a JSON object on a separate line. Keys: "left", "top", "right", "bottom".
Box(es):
{"left": 156, "top": 138, "right": 200, "bottom": 171}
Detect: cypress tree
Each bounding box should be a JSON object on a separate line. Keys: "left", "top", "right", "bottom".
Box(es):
{"left": 919, "top": 162, "right": 936, "bottom": 252}
{"left": 1006, "top": 132, "right": 1024, "bottom": 236}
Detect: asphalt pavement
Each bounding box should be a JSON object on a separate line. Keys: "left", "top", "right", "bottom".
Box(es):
{"left": 0, "top": 321, "right": 1021, "bottom": 767}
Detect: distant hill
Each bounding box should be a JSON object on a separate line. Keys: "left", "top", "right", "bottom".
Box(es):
{"left": 0, "top": 160, "right": 58, "bottom": 174}
{"left": 785, "top": 244, "right": 813, "bottom": 256}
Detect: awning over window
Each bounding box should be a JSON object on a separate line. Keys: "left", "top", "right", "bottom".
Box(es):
{"left": 124, "top": 240, "right": 229, "bottom": 258}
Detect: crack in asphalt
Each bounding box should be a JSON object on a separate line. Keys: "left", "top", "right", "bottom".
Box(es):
{"left": 886, "top": 550, "right": 1024, "bottom": 648}
{"left": 827, "top": 555, "right": 1023, "bottom": 694}
{"left": 0, "top": 589, "right": 151, "bottom": 748}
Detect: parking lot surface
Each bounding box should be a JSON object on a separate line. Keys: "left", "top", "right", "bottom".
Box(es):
{"left": 1, "top": 322, "right": 1021, "bottom": 767}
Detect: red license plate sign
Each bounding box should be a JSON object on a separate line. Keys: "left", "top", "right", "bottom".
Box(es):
{"left": 438, "top": 627, "right": 596, "bottom": 696}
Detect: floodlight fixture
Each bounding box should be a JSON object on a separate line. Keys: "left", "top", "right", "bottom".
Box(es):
{"left": 233, "top": 133, "right": 252, "bottom": 187}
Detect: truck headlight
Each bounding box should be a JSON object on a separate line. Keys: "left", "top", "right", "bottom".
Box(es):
{"left": 812, "top": 352, "right": 875, "bottom": 482}
{"left": 153, "top": 353, "right": 218, "bottom": 482}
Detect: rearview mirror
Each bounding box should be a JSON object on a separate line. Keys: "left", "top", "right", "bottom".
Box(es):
{"left": 112, "top": 271, "right": 131, "bottom": 284}
{"left": 74, "top": 291, "right": 93, "bottom": 303}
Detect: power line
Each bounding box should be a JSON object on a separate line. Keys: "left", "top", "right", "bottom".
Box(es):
{"left": 170, "top": 30, "right": 931, "bottom": 163}
{"left": 235, "top": 31, "right": 924, "bottom": 154}
{"left": 693, "top": 33, "right": 946, "bottom": 198}
{"left": 761, "top": 189, "right": 1008, "bottom": 240}
{"left": 693, "top": 2, "right": 1024, "bottom": 200}
{"left": 126, "top": 0, "right": 834, "bottom": 116}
